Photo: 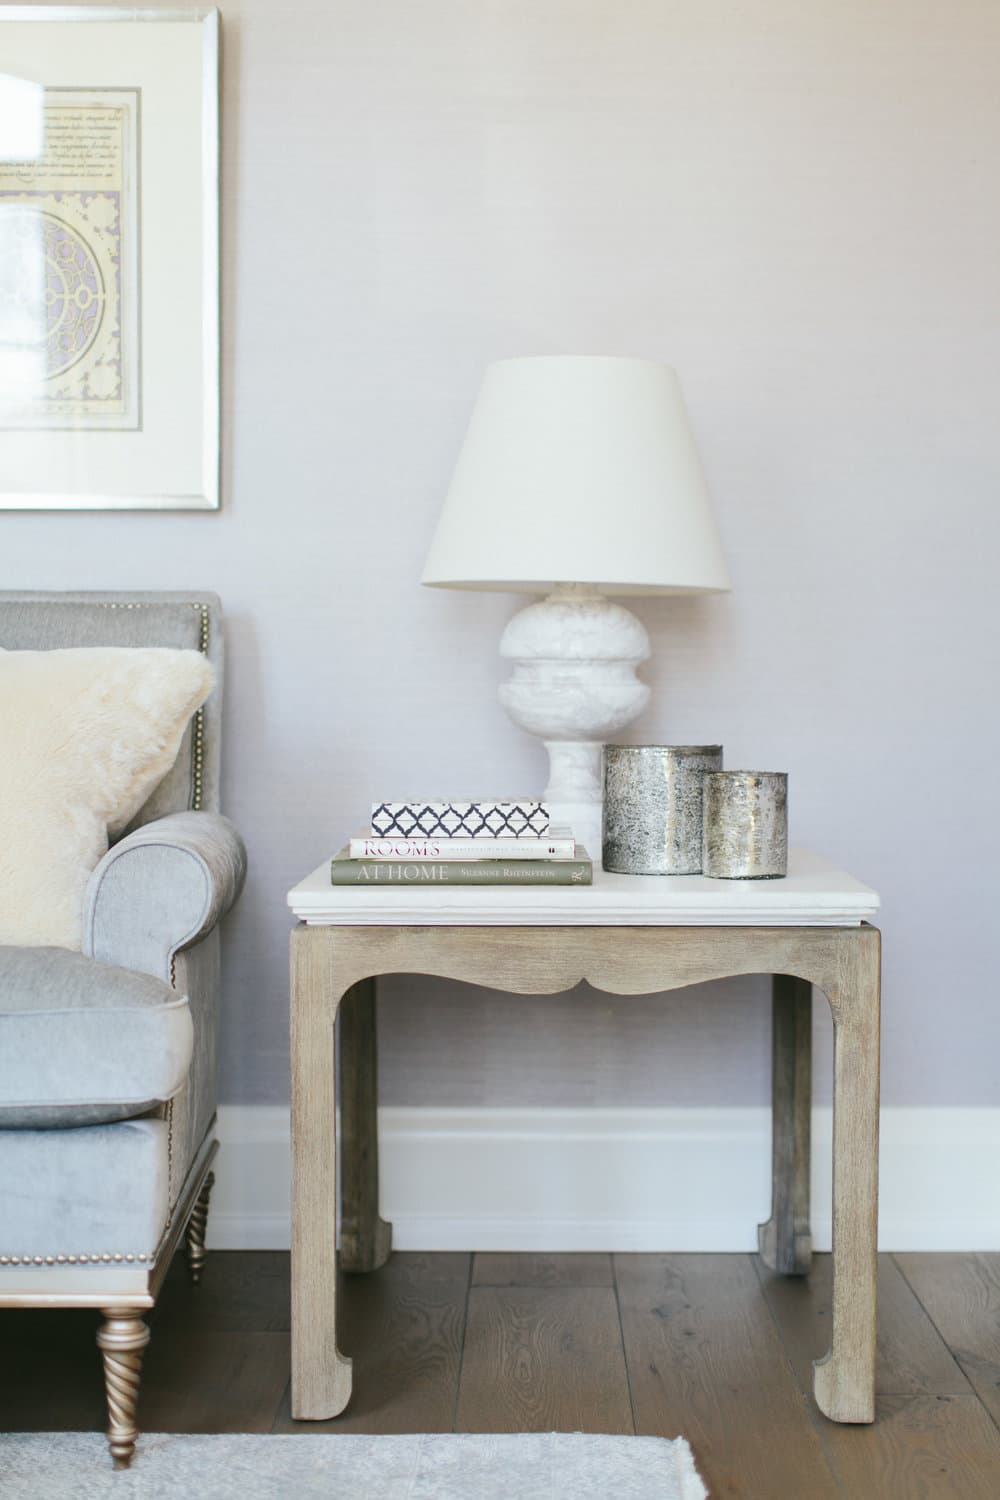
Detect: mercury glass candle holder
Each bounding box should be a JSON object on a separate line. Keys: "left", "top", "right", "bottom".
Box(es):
{"left": 702, "top": 771, "right": 788, "bottom": 879}
{"left": 602, "top": 744, "right": 723, "bottom": 874}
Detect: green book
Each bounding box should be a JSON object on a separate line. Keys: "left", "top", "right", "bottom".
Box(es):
{"left": 330, "top": 846, "right": 592, "bottom": 886}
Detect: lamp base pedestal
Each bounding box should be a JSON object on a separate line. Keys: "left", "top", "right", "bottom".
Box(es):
{"left": 543, "top": 741, "right": 603, "bottom": 857}
{"left": 498, "top": 586, "right": 651, "bottom": 859}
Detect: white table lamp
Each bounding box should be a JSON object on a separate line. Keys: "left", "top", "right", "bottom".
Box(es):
{"left": 422, "top": 356, "right": 730, "bottom": 852}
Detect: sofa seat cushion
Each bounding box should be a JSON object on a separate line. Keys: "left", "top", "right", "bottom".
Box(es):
{"left": 0, "top": 947, "right": 193, "bottom": 1128}
{"left": 0, "top": 1118, "right": 170, "bottom": 1261}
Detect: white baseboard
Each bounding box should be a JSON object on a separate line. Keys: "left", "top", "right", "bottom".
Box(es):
{"left": 209, "top": 1104, "right": 1000, "bottom": 1253}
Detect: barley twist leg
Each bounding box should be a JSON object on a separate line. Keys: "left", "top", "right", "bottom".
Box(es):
{"left": 97, "top": 1309, "right": 150, "bottom": 1468}
{"left": 186, "top": 1169, "right": 216, "bottom": 1284}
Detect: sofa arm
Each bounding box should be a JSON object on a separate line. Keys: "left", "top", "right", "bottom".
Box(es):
{"left": 82, "top": 812, "right": 247, "bottom": 982}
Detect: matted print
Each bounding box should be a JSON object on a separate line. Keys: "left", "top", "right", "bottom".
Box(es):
{"left": 0, "top": 88, "right": 140, "bottom": 428}
{"left": 0, "top": 8, "right": 218, "bottom": 509}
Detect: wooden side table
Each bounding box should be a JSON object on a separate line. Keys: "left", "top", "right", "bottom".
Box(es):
{"left": 287, "top": 849, "right": 881, "bottom": 1425}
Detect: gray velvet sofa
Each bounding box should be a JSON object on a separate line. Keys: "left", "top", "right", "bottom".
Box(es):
{"left": 0, "top": 591, "right": 246, "bottom": 1467}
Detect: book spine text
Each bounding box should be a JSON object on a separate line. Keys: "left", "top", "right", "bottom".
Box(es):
{"left": 348, "top": 836, "right": 576, "bottom": 860}
{"left": 331, "top": 859, "right": 592, "bottom": 886}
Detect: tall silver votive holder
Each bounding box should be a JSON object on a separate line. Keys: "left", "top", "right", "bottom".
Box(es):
{"left": 702, "top": 771, "right": 788, "bottom": 879}
{"left": 602, "top": 744, "right": 723, "bottom": 874}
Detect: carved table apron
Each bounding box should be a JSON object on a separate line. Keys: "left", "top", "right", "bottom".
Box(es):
{"left": 286, "top": 893, "right": 881, "bottom": 1427}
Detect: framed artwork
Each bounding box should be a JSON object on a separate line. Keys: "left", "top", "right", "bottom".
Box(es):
{"left": 0, "top": 7, "right": 219, "bottom": 509}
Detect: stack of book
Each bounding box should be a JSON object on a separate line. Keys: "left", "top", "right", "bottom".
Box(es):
{"left": 330, "top": 801, "right": 592, "bottom": 885}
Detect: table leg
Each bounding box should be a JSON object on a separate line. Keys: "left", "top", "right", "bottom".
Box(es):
{"left": 290, "top": 925, "right": 352, "bottom": 1419}
{"left": 340, "top": 977, "right": 393, "bottom": 1273}
{"left": 758, "top": 975, "right": 813, "bottom": 1274}
{"left": 813, "top": 925, "right": 881, "bottom": 1423}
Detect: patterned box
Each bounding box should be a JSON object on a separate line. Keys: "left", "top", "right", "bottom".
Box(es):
{"left": 370, "top": 801, "right": 549, "bottom": 839}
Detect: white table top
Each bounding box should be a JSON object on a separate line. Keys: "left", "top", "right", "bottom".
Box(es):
{"left": 287, "top": 847, "right": 879, "bottom": 928}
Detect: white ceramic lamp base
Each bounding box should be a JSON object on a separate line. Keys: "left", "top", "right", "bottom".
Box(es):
{"left": 498, "top": 585, "right": 651, "bottom": 856}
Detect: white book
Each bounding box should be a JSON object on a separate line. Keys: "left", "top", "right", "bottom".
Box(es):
{"left": 349, "top": 826, "right": 577, "bottom": 861}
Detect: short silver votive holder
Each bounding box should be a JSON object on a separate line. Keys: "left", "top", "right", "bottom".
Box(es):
{"left": 602, "top": 744, "right": 723, "bottom": 875}
{"left": 702, "top": 771, "right": 788, "bottom": 879}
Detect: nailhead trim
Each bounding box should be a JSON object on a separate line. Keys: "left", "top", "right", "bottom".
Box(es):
{"left": 97, "top": 599, "right": 211, "bottom": 813}
{"left": 161, "top": 1097, "right": 177, "bottom": 1235}
{"left": 0, "top": 1252, "right": 152, "bottom": 1266}
{"left": 191, "top": 603, "right": 209, "bottom": 812}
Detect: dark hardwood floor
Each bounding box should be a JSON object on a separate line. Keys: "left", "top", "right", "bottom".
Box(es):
{"left": 3, "top": 1251, "right": 1000, "bottom": 1498}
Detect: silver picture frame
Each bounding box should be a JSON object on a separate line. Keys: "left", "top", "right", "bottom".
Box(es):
{"left": 0, "top": 7, "right": 219, "bottom": 509}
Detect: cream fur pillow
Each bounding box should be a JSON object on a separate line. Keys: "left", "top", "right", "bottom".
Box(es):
{"left": 0, "top": 646, "right": 214, "bottom": 949}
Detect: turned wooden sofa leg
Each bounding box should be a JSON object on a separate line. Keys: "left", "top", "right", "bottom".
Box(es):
{"left": 758, "top": 974, "right": 813, "bottom": 1275}
{"left": 186, "top": 1169, "right": 216, "bottom": 1284}
{"left": 97, "top": 1309, "right": 150, "bottom": 1468}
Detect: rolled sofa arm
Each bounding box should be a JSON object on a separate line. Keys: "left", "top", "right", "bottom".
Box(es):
{"left": 82, "top": 812, "right": 248, "bottom": 982}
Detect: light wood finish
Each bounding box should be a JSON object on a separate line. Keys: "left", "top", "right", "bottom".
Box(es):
{"left": 812, "top": 923, "right": 881, "bottom": 1423}
{"left": 457, "top": 1285, "right": 633, "bottom": 1433}
{"left": 290, "top": 924, "right": 351, "bottom": 1418}
{"left": 291, "top": 921, "right": 872, "bottom": 1001}
{"left": 895, "top": 1253, "right": 1000, "bottom": 1425}
{"left": 339, "top": 979, "right": 393, "bottom": 1274}
{"left": 275, "top": 1253, "right": 470, "bottom": 1434}
{"left": 756, "top": 1252, "right": 972, "bottom": 1400}
{"left": 289, "top": 919, "right": 881, "bottom": 1424}
{"left": 96, "top": 1309, "right": 149, "bottom": 1468}
{"left": 758, "top": 974, "right": 812, "bottom": 1274}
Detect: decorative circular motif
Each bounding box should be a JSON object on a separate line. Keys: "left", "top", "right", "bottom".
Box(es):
{"left": 0, "top": 205, "right": 107, "bottom": 379}
{"left": 42, "top": 211, "right": 107, "bottom": 377}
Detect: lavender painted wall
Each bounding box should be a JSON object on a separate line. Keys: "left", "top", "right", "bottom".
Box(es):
{"left": 3, "top": 0, "right": 998, "bottom": 1111}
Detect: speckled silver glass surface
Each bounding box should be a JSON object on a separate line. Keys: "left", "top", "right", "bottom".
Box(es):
{"left": 602, "top": 745, "right": 723, "bottom": 874}
{"left": 702, "top": 772, "right": 788, "bottom": 879}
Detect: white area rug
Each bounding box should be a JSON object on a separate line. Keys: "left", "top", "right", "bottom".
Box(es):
{"left": 0, "top": 1431, "right": 707, "bottom": 1499}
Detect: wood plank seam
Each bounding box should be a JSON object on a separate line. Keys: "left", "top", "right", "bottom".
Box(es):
{"left": 449, "top": 1253, "right": 475, "bottom": 1432}
{"left": 890, "top": 1253, "right": 996, "bottom": 1430}
{"left": 611, "top": 1258, "right": 639, "bottom": 1436}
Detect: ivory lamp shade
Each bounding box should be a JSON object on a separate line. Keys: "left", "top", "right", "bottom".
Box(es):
{"left": 421, "top": 356, "right": 730, "bottom": 596}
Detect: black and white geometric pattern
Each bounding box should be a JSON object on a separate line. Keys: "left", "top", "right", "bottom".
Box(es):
{"left": 370, "top": 801, "right": 549, "bottom": 839}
